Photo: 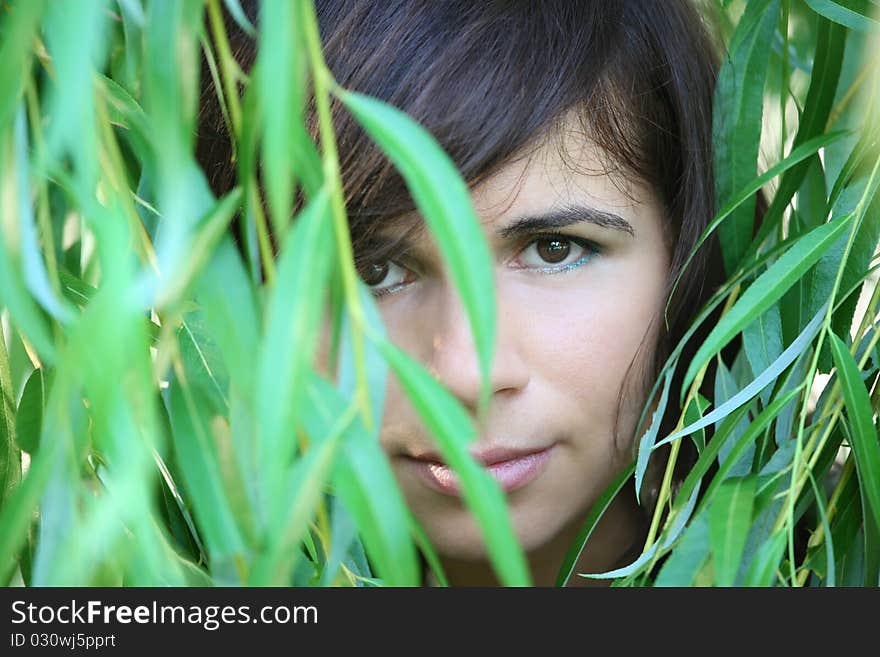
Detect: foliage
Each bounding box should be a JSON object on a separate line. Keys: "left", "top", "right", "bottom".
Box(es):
{"left": 0, "top": 0, "right": 878, "bottom": 587}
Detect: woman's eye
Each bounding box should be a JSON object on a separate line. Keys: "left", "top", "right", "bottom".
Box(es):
{"left": 514, "top": 235, "right": 597, "bottom": 272}
{"left": 359, "top": 260, "right": 412, "bottom": 296}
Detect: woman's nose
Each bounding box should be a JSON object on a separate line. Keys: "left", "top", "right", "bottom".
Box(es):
{"left": 425, "top": 284, "right": 529, "bottom": 413}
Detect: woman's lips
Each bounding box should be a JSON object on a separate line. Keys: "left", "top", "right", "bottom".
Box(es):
{"left": 402, "top": 445, "right": 555, "bottom": 497}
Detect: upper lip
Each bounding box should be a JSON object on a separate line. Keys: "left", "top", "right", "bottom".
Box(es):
{"left": 404, "top": 444, "right": 552, "bottom": 467}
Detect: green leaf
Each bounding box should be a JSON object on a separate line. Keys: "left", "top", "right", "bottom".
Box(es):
{"left": 713, "top": 0, "right": 779, "bottom": 273}
{"left": 683, "top": 214, "right": 853, "bottom": 392}
{"left": 0, "top": 330, "right": 21, "bottom": 509}
{"left": 377, "top": 339, "right": 529, "bottom": 586}
{"left": 167, "top": 381, "right": 246, "bottom": 561}
{"left": 667, "top": 302, "right": 826, "bottom": 446}
{"left": 14, "top": 367, "right": 44, "bottom": 454}
{"left": 742, "top": 303, "right": 783, "bottom": 406}
{"left": 763, "top": 13, "right": 846, "bottom": 252}
{"left": 654, "top": 513, "right": 711, "bottom": 587}
{"left": 742, "top": 530, "right": 787, "bottom": 586}
{"left": 257, "top": 0, "right": 307, "bottom": 237}
{"left": 709, "top": 475, "right": 757, "bottom": 587}
{"left": 340, "top": 90, "right": 496, "bottom": 411}
{"left": 804, "top": 0, "right": 880, "bottom": 31}
{"left": 634, "top": 367, "right": 673, "bottom": 502}
{"left": 194, "top": 235, "right": 261, "bottom": 398}
{"left": 248, "top": 409, "right": 344, "bottom": 586}
{"left": 0, "top": 0, "right": 44, "bottom": 132}
{"left": 829, "top": 331, "right": 880, "bottom": 573}
{"left": 256, "top": 189, "right": 333, "bottom": 522}
{"left": 304, "top": 375, "right": 419, "bottom": 587}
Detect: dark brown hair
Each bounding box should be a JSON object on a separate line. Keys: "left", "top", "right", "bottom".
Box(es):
{"left": 197, "top": 0, "right": 728, "bottom": 488}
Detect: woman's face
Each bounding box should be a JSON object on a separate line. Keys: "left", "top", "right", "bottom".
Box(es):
{"left": 360, "top": 121, "right": 671, "bottom": 560}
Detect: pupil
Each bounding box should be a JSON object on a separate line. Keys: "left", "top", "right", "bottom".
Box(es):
{"left": 362, "top": 261, "right": 389, "bottom": 285}
{"left": 537, "top": 239, "right": 569, "bottom": 263}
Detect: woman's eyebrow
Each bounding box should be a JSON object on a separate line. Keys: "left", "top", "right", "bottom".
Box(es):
{"left": 497, "top": 204, "right": 636, "bottom": 239}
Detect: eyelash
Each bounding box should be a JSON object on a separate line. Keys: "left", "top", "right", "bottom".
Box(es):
{"left": 362, "top": 232, "right": 601, "bottom": 298}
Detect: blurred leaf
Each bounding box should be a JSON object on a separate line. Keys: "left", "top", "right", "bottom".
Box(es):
{"left": 377, "top": 339, "right": 529, "bottom": 586}
{"left": 804, "top": 0, "right": 880, "bottom": 31}
{"left": 0, "top": 330, "right": 21, "bottom": 510}
{"left": 305, "top": 375, "right": 419, "bottom": 587}
{"left": 256, "top": 189, "right": 333, "bottom": 522}
{"left": 340, "top": 90, "right": 496, "bottom": 411}
{"left": 222, "top": 0, "right": 255, "bottom": 36}
{"left": 684, "top": 212, "right": 852, "bottom": 392}
{"left": 713, "top": 0, "right": 779, "bottom": 273}
{"left": 0, "top": 0, "right": 44, "bottom": 131}
{"left": 167, "top": 381, "right": 246, "bottom": 561}
{"left": 248, "top": 413, "right": 344, "bottom": 586}
{"left": 194, "top": 236, "right": 261, "bottom": 397}
{"left": 257, "top": 0, "right": 307, "bottom": 237}
{"left": 709, "top": 475, "right": 757, "bottom": 587}
{"left": 14, "top": 367, "right": 44, "bottom": 454}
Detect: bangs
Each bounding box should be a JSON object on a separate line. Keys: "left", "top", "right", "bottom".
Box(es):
{"left": 314, "top": 1, "right": 632, "bottom": 240}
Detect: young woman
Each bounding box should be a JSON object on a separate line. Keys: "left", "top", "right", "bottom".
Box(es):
{"left": 197, "top": 0, "right": 727, "bottom": 586}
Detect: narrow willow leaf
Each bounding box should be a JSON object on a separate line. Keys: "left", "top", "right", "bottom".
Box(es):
{"left": 829, "top": 332, "right": 880, "bottom": 541}
{"left": 683, "top": 211, "right": 852, "bottom": 392}
{"left": 167, "top": 382, "right": 246, "bottom": 560}
{"left": 809, "top": 469, "right": 836, "bottom": 586}
{"left": 832, "top": 194, "right": 880, "bottom": 347}
{"left": 709, "top": 475, "right": 757, "bottom": 587}
{"left": 673, "top": 387, "right": 802, "bottom": 521}
{"left": 742, "top": 530, "right": 787, "bottom": 586}
{"left": 340, "top": 91, "right": 496, "bottom": 410}
{"left": 664, "top": 302, "right": 826, "bottom": 446}
{"left": 556, "top": 462, "right": 635, "bottom": 586}
{"left": 0, "top": 330, "right": 20, "bottom": 509}
{"left": 337, "top": 282, "right": 387, "bottom": 435}
{"left": 580, "top": 483, "right": 701, "bottom": 581}
{"left": 305, "top": 375, "right": 419, "bottom": 587}
{"left": 713, "top": 358, "right": 754, "bottom": 478}
{"left": 764, "top": 14, "right": 846, "bottom": 240}
{"left": 14, "top": 367, "right": 43, "bottom": 454}
{"left": 257, "top": 0, "right": 306, "bottom": 237}
{"left": 377, "top": 340, "right": 529, "bottom": 586}
{"left": 635, "top": 367, "right": 673, "bottom": 502}
{"left": 0, "top": 450, "right": 51, "bottom": 583}
{"left": 804, "top": 0, "right": 880, "bottom": 31}
{"left": 248, "top": 418, "right": 344, "bottom": 586}
{"left": 194, "top": 236, "right": 260, "bottom": 397}
{"left": 256, "top": 189, "right": 333, "bottom": 522}
{"left": 654, "top": 513, "right": 711, "bottom": 587}
{"left": 222, "top": 0, "right": 255, "bottom": 35}
{"left": 668, "top": 130, "right": 846, "bottom": 321}
{"left": 0, "top": 1, "right": 44, "bottom": 131}
{"left": 155, "top": 187, "right": 243, "bottom": 308}
{"left": 14, "top": 107, "right": 73, "bottom": 323}
{"left": 409, "top": 511, "right": 448, "bottom": 587}
{"left": 742, "top": 303, "right": 783, "bottom": 406}
{"left": 713, "top": 0, "right": 779, "bottom": 273}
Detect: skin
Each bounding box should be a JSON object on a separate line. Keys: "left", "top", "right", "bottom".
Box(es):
{"left": 352, "top": 117, "right": 671, "bottom": 586}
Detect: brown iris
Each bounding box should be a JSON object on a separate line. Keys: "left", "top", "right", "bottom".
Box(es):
{"left": 536, "top": 238, "right": 570, "bottom": 263}
{"left": 361, "top": 262, "right": 389, "bottom": 285}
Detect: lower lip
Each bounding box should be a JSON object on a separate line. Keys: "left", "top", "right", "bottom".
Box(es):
{"left": 405, "top": 446, "right": 554, "bottom": 497}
